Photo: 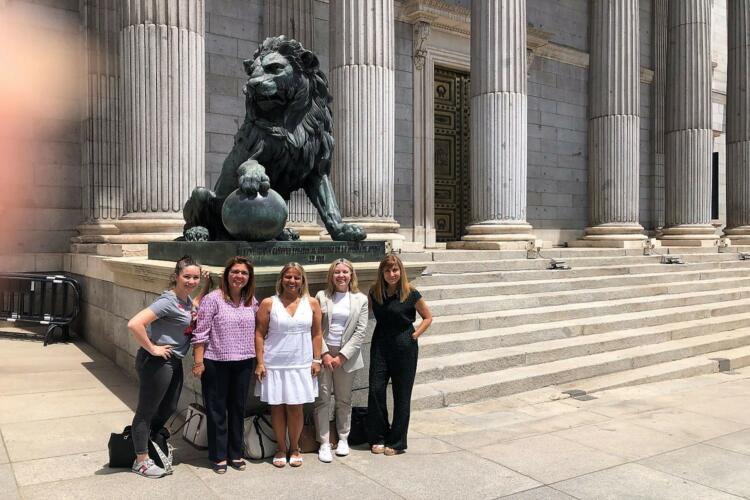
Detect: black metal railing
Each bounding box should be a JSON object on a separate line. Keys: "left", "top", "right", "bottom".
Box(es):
{"left": 0, "top": 273, "right": 82, "bottom": 345}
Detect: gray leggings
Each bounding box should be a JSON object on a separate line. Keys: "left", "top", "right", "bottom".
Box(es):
{"left": 132, "top": 348, "right": 183, "bottom": 455}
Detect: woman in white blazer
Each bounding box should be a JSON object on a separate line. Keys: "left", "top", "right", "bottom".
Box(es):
{"left": 313, "top": 258, "right": 369, "bottom": 463}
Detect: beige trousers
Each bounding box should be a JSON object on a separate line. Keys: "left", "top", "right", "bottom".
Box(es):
{"left": 313, "top": 346, "right": 356, "bottom": 444}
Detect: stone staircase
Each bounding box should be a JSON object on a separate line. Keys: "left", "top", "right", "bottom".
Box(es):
{"left": 404, "top": 247, "right": 750, "bottom": 409}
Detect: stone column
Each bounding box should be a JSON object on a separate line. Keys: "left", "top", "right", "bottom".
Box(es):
{"left": 459, "top": 0, "right": 534, "bottom": 249}
{"left": 117, "top": 0, "right": 205, "bottom": 242}
{"left": 725, "top": 0, "right": 750, "bottom": 244}
{"left": 576, "top": 0, "right": 645, "bottom": 247}
{"left": 75, "top": 0, "right": 122, "bottom": 248}
{"left": 652, "top": 0, "right": 668, "bottom": 229}
{"left": 329, "top": 0, "right": 403, "bottom": 247}
{"left": 264, "top": 0, "right": 320, "bottom": 240}
{"left": 660, "top": 0, "right": 717, "bottom": 246}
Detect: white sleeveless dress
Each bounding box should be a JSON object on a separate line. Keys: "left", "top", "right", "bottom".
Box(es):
{"left": 256, "top": 295, "right": 318, "bottom": 405}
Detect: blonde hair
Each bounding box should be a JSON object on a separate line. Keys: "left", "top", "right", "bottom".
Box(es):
{"left": 370, "top": 254, "right": 413, "bottom": 304}
{"left": 275, "top": 262, "right": 310, "bottom": 297}
{"left": 324, "top": 258, "right": 360, "bottom": 297}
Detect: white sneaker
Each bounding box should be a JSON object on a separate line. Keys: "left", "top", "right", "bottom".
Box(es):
{"left": 318, "top": 443, "right": 333, "bottom": 463}
{"left": 335, "top": 439, "right": 350, "bottom": 456}
{"left": 132, "top": 458, "right": 166, "bottom": 478}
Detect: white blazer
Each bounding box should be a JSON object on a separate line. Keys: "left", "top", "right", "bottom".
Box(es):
{"left": 315, "top": 290, "right": 369, "bottom": 372}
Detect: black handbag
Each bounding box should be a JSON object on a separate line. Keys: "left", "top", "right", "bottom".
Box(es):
{"left": 108, "top": 425, "right": 173, "bottom": 472}
{"left": 348, "top": 407, "right": 369, "bottom": 446}
{"left": 108, "top": 425, "right": 135, "bottom": 468}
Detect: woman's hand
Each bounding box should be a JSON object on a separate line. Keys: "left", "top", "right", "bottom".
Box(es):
{"left": 149, "top": 345, "right": 172, "bottom": 359}
{"left": 311, "top": 362, "right": 321, "bottom": 378}
{"left": 411, "top": 333, "right": 419, "bottom": 341}
{"left": 255, "top": 362, "right": 266, "bottom": 382}
{"left": 330, "top": 355, "right": 344, "bottom": 370}
{"left": 192, "top": 362, "right": 205, "bottom": 378}
{"left": 322, "top": 353, "right": 335, "bottom": 370}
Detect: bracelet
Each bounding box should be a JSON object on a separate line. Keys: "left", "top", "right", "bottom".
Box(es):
{"left": 312, "top": 359, "right": 322, "bottom": 364}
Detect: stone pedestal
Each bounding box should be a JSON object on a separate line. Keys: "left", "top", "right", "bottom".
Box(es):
{"left": 459, "top": 0, "right": 534, "bottom": 249}
{"left": 117, "top": 0, "right": 205, "bottom": 246}
{"left": 329, "top": 0, "right": 404, "bottom": 249}
{"left": 660, "top": 0, "right": 717, "bottom": 246}
{"left": 575, "top": 0, "right": 645, "bottom": 248}
{"left": 265, "top": 0, "right": 321, "bottom": 239}
{"left": 725, "top": 0, "right": 750, "bottom": 244}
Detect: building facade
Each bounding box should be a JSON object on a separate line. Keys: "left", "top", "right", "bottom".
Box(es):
{"left": 2, "top": 0, "right": 748, "bottom": 256}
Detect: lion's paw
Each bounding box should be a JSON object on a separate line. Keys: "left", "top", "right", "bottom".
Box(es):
{"left": 185, "top": 226, "right": 210, "bottom": 242}
{"left": 331, "top": 223, "right": 366, "bottom": 241}
{"left": 239, "top": 170, "right": 270, "bottom": 197}
{"left": 275, "top": 228, "right": 300, "bottom": 241}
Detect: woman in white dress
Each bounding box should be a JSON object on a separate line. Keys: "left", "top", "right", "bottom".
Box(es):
{"left": 255, "top": 262, "right": 323, "bottom": 468}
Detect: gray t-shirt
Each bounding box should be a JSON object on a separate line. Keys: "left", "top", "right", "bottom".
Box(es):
{"left": 146, "top": 291, "right": 193, "bottom": 358}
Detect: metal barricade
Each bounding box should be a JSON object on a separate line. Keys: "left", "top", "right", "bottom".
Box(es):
{"left": 0, "top": 273, "right": 82, "bottom": 346}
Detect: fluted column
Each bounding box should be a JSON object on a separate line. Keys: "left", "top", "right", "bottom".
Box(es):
{"left": 329, "top": 0, "right": 403, "bottom": 247}
{"left": 653, "top": 0, "right": 668, "bottom": 229}
{"left": 117, "top": 0, "right": 205, "bottom": 241}
{"left": 75, "top": 0, "right": 122, "bottom": 246}
{"left": 660, "top": 0, "right": 717, "bottom": 245}
{"left": 459, "top": 0, "right": 533, "bottom": 249}
{"left": 578, "top": 0, "right": 644, "bottom": 247}
{"left": 265, "top": 0, "right": 320, "bottom": 239}
{"left": 725, "top": 0, "right": 750, "bottom": 243}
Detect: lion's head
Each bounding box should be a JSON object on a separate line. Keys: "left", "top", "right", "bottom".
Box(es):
{"left": 242, "top": 36, "right": 332, "bottom": 133}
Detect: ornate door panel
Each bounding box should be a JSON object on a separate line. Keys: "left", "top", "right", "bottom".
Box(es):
{"left": 434, "top": 68, "right": 471, "bottom": 242}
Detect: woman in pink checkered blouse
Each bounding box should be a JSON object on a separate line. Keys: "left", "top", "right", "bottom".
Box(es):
{"left": 192, "top": 256, "right": 259, "bottom": 474}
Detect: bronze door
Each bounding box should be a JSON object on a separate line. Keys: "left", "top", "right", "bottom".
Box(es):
{"left": 434, "top": 68, "right": 471, "bottom": 242}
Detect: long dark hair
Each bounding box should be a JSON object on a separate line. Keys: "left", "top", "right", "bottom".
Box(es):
{"left": 168, "top": 255, "right": 200, "bottom": 289}
{"left": 220, "top": 256, "right": 255, "bottom": 306}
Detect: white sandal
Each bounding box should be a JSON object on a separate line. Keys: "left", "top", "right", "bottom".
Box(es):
{"left": 272, "top": 453, "right": 287, "bottom": 468}
{"left": 289, "top": 450, "right": 303, "bottom": 467}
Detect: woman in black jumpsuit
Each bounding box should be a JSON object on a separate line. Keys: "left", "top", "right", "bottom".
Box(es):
{"left": 367, "top": 254, "right": 433, "bottom": 456}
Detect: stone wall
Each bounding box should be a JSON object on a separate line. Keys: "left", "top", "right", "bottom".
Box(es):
{"left": 394, "top": 20, "right": 415, "bottom": 232}
{"left": 0, "top": 1, "right": 84, "bottom": 254}
{"left": 203, "top": 0, "right": 264, "bottom": 188}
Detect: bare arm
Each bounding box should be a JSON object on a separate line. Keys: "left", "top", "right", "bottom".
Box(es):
{"left": 412, "top": 298, "right": 433, "bottom": 339}
{"left": 254, "top": 298, "right": 272, "bottom": 381}
{"left": 128, "top": 308, "right": 172, "bottom": 358}
{"left": 192, "top": 270, "right": 213, "bottom": 307}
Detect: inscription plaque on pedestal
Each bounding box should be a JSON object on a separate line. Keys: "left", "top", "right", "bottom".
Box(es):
{"left": 148, "top": 241, "right": 389, "bottom": 267}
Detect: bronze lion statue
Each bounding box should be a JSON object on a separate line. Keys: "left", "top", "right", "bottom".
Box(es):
{"left": 183, "top": 36, "right": 366, "bottom": 242}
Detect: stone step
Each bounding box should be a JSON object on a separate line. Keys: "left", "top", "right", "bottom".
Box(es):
{"left": 428, "top": 287, "right": 750, "bottom": 335}
{"left": 417, "top": 254, "right": 748, "bottom": 277}
{"left": 426, "top": 276, "right": 750, "bottom": 316}
{"left": 415, "top": 260, "right": 750, "bottom": 286}
{"left": 410, "top": 329, "right": 750, "bottom": 409}
{"left": 419, "top": 268, "right": 750, "bottom": 301}
{"left": 415, "top": 312, "right": 750, "bottom": 384}
{"left": 556, "top": 345, "right": 750, "bottom": 395}
{"left": 418, "top": 299, "right": 750, "bottom": 357}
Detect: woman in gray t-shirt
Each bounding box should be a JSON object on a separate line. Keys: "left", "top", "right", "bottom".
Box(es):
{"left": 127, "top": 255, "right": 210, "bottom": 478}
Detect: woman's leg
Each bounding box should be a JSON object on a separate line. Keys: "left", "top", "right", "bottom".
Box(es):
{"left": 286, "top": 404, "right": 304, "bottom": 451}
{"left": 227, "top": 358, "right": 254, "bottom": 461}
{"left": 152, "top": 357, "right": 183, "bottom": 430}
{"left": 313, "top": 359, "right": 334, "bottom": 444}
{"left": 366, "top": 338, "right": 390, "bottom": 446}
{"left": 332, "top": 365, "right": 355, "bottom": 440}
{"left": 202, "top": 359, "right": 230, "bottom": 463}
{"left": 131, "top": 349, "right": 172, "bottom": 462}
{"left": 384, "top": 333, "right": 419, "bottom": 451}
{"left": 270, "top": 404, "right": 288, "bottom": 456}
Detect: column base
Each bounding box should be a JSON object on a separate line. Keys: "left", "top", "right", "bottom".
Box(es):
{"left": 569, "top": 223, "right": 647, "bottom": 248}
{"left": 320, "top": 219, "right": 405, "bottom": 251}
{"left": 658, "top": 224, "right": 719, "bottom": 247}
{"left": 724, "top": 226, "right": 750, "bottom": 245}
{"left": 452, "top": 222, "right": 535, "bottom": 250}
